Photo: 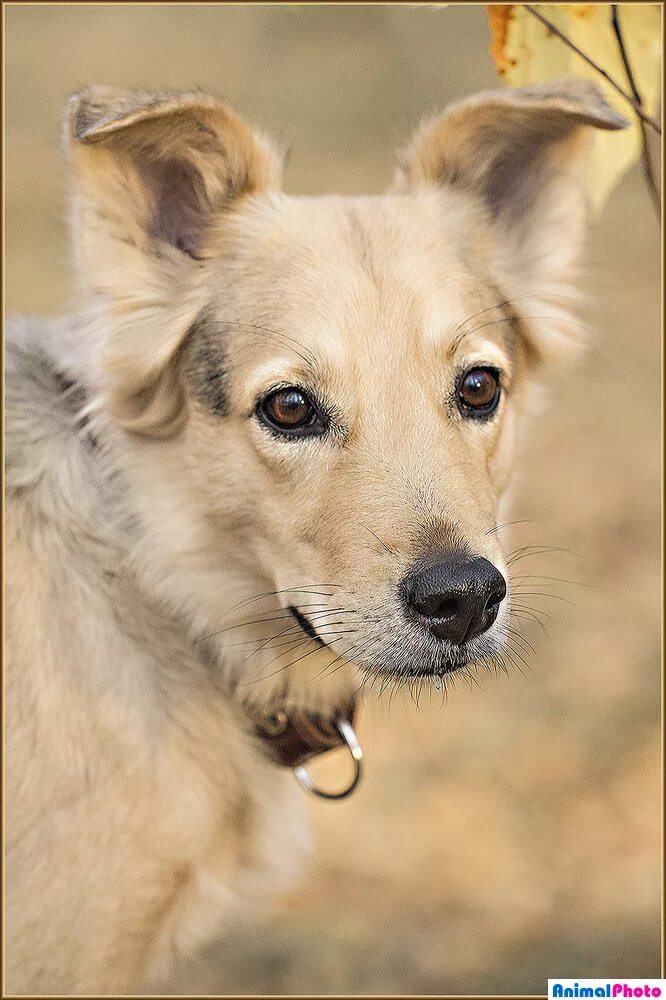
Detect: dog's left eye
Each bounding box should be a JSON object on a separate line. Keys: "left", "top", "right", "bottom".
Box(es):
{"left": 258, "top": 387, "right": 325, "bottom": 437}
{"left": 456, "top": 367, "right": 501, "bottom": 418}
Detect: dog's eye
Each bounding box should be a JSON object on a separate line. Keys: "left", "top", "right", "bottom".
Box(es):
{"left": 258, "top": 387, "right": 322, "bottom": 436}
{"left": 456, "top": 367, "right": 501, "bottom": 418}
{"left": 263, "top": 388, "right": 314, "bottom": 428}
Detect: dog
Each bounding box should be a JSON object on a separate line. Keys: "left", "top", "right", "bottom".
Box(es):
{"left": 5, "top": 78, "right": 626, "bottom": 994}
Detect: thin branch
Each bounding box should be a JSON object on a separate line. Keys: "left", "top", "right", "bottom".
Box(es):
{"left": 610, "top": 3, "right": 661, "bottom": 216}
{"left": 524, "top": 4, "right": 661, "bottom": 135}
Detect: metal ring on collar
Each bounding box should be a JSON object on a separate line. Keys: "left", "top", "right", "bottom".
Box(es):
{"left": 293, "top": 717, "right": 363, "bottom": 800}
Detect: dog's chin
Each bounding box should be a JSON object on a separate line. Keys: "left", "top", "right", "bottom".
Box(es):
{"left": 350, "top": 630, "right": 505, "bottom": 681}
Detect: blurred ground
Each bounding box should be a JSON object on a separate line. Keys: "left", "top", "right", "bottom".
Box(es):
{"left": 5, "top": 4, "right": 661, "bottom": 996}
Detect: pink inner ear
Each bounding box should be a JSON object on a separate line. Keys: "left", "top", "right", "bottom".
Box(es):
{"left": 146, "top": 157, "right": 210, "bottom": 259}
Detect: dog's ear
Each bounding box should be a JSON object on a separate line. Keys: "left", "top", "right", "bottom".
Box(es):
{"left": 68, "top": 86, "right": 282, "bottom": 262}
{"left": 395, "top": 78, "right": 628, "bottom": 370}
{"left": 66, "top": 88, "right": 282, "bottom": 437}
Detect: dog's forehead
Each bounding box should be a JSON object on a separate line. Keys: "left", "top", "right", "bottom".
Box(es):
{"left": 220, "top": 191, "right": 494, "bottom": 353}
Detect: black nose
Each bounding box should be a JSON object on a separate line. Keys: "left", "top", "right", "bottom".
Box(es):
{"left": 402, "top": 554, "right": 507, "bottom": 645}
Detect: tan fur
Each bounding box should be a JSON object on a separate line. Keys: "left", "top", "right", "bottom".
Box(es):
{"left": 5, "top": 80, "right": 626, "bottom": 994}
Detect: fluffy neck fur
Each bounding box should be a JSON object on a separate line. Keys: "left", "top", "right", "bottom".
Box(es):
{"left": 6, "top": 311, "right": 314, "bottom": 992}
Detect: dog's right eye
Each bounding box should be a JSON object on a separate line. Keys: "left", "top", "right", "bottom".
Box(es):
{"left": 257, "top": 387, "right": 326, "bottom": 438}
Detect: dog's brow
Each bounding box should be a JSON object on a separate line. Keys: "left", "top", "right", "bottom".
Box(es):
{"left": 447, "top": 292, "right": 519, "bottom": 360}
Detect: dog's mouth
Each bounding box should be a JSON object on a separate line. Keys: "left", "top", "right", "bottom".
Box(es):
{"left": 288, "top": 603, "right": 501, "bottom": 679}
{"left": 289, "top": 605, "right": 327, "bottom": 647}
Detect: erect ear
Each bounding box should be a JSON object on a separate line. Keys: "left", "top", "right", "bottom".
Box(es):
{"left": 68, "top": 86, "right": 282, "bottom": 263}
{"left": 66, "top": 87, "right": 282, "bottom": 437}
{"left": 395, "top": 78, "right": 628, "bottom": 371}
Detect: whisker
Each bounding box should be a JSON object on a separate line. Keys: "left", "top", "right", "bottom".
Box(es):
{"left": 199, "top": 613, "right": 311, "bottom": 644}
{"left": 511, "top": 574, "right": 590, "bottom": 588}
{"left": 509, "top": 608, "right": 551, "bottom": 637}
{"left": 226, "top": 613, "right": 359, "bottom": 651}
{"left": 510, "top": 599, "right": 557, "bottom": 617}
{"left": 510, "top": 591, "right": 575, "bottom": 606}
{"left": 313, "top": 634, "right": 379, "bottom": 682}
{"left": 501, "top": 645, "right": 528, "bottom": 678}
{"left": 221, "top": 322, "right": 318, "bottom": 369}
{"left": 459, "top": 313, "right": 591, "bottom": 346}
{"left": 274, "top": 637, "right": 346, "bottom": 677}
{"left": 231, "top": 611, "right": 356, "bottom": 660}
{"left": 359, "top": 524, "right": 401, "bottom": 558}
{"left": 464, "top": 665, "right": 486, "bottom": 694}
{"left": 223, "top": 584, "right": 343, "bottom": 617}
{"left": 200, "top": 602, "right": 356, "bottom": 644}
{"left": 499, "top": 623, "right": 539, "bottom": 659}
{"left": 240, "top": 638, "right": 313, "bottom": 685}
{"left": 450, "top": 290, "right": 585, "bottom": 345}
{"left": 484, "top": 517, "right": 541, "bottom": 537}
{"left": 243, "top": 624, "right": 364, "bottom": 686}
{"left": 506, "top": 545, "right": 576, "bottom": 566}
{"left": 486, "top": 651, "right": 509, "bottom": 678}
{"left": 506, "top": 543, "right": 573, "bottom": 560}
{"left": 504, "top": 638, "right": 534, "bottom": 675}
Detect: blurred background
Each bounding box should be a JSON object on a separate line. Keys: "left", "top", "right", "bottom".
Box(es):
{"left": 5, "top": 4, "right": 661, "bottom": 995}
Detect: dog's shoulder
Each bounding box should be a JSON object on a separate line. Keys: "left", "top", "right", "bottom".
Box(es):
{"left": 6, "top": 314, "right": 87, "bottom": 495}
{"left": 5, "top": 312, "right": 120, "bottom": 550}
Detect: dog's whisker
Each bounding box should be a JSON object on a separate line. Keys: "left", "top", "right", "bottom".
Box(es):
{"left": 200, "top": 603, "right": 355, "bottom": 644}
{"left": 499, "top": 645, "right": 528, "bottom": 679}
{"left": 199, "top": 613, "right": 307, "bottom": 644}
{"left": 226, "top": 629, "right": 303, "bottom": 651}
{"left": 219, "top": 322, "right": 318, "bottom": 369}
{"left": 312, "top": 634, "right": 376, "bottom": 682}
{"left": 484, "top": 517, "right": 541, "bottom": 537}
{"left": 497, "top": 623, "right": 539, "bottom": 659}
{"left": 240, "top": 640, "right": 313, "bottom": 685}
{"left": 222, "top": 584, "right": 344, "bottom": 617}
{"left": 508, "top": 608, "right": 551, "bottom": 637}
{"left": 280, "top": 635, "right": 358, "bottom": 676}
{"left": 233, "top": 618, "right": 322, "bottom": 662}
{"left": 235, "top": 627, "right": 359, "bottom": 658}
{"left": 359, "top": 523, "right": 402, "bottom": 558}
{"left": 247, "top": 634, "right": 350, "bottom": 686}
{"left": 484, "top": 650, "right": 509, "bottom": 678}
{"left": 450, "top": 289, "right": 587, "bottom": 352}
{"left": 466, "top": 313, "right": 592, "bottom": 341}
{"left": 226, "top": 608, "right": 359, "bottom": 647}
{"left": 511, "top": 573, "right": 590, "bottom": 588}
{"left": 312, "top": 644, "right": 360, "bottom": 683}
{"left": 227, "top": 609, "right": 358, "bottom": 660}
{"left": 506, "top": 544, "right": 576, "bottom": 566}
{"left": 510, "top": 601, "right": 559, "bottom": 623}
{"left": 508, "top": 604, "right": 545, "bottom": 617}
{"left": 510, "top": 590, "right": 575, "bottom": 606}
{"left": 240, "top": 621, "right": 363, "bottom": 685}
{"left": 503, "top": 637, "right": 534, "bottom": 675}
{"left": 463, "top": 665, "right": 486, "bottom": 694}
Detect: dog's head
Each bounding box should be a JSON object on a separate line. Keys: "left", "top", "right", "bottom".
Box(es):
{"left": 66, "top": 82, "right": 625, "bottom": 706}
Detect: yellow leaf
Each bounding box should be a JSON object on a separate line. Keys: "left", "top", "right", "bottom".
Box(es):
{"left": 487, "top": 5, "right": 516, "bottom": 75}
{"left": 489, "top": 3, "right": 661, "bottom": 213}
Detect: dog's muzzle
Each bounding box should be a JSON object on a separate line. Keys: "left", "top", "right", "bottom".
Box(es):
{"left": 255, "top": 702, "right": 362, "bottom": 800}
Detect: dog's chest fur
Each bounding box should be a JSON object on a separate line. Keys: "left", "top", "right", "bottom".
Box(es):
{"left": 5, "top": 317, "right": 308, "bottom": 994}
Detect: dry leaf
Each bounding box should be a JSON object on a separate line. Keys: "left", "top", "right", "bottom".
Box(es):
{"left": 487, "top": 5, "right": 516, "bottom": 74}
{"left": 486, "top": 3, "right": 662, "bottom": 213}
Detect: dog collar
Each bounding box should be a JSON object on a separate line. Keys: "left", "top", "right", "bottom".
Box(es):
{"left": 255, "top": 702, "right": 362, "bottom": 800}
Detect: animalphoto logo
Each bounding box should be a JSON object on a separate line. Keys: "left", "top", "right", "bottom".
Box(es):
{"left": 549, "top": 981, "right": 666, "bottom": 999}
